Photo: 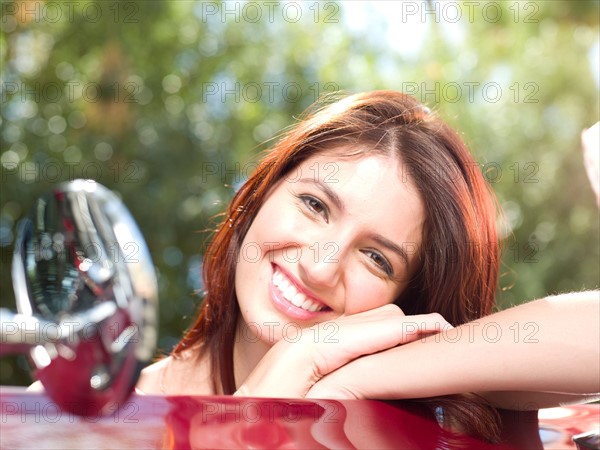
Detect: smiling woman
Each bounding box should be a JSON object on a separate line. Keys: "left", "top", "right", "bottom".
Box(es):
{"left": 136, "top": 91, "right": 599, "bottom": 442}
{"left": 236, "top": 152, "right": 425, "bottom": 331}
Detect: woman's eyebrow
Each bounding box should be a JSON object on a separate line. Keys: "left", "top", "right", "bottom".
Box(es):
{"left": 369, "top": 234, "right": 410, "bottom": 266}
{"left": 297, "top": 178, "right": 344, "bottom": 212}
{"left": 297, "top": 178, "right": 410, "bottom": 266}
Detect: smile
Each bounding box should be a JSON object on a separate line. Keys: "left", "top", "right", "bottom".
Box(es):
{"left": 272, "top": 267, "right": 329, "bottom": 313}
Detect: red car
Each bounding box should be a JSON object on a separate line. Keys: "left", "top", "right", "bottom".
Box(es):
{"left": 0, "top": 386, "right": 598, "bottom": 449}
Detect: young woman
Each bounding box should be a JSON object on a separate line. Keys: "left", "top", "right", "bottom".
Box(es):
{"left": 137, "top": 91, "right": 599, "bottom": 439}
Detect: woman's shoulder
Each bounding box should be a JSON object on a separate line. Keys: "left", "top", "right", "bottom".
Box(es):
{"left": 136, "top": 350, "right": 212, "bottom": 396}
{"left": 136, "top": 357, "right": 170, "bottom": 395}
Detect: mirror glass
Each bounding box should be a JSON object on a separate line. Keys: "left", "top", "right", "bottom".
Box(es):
{"left": 11, "top": 179, "right": 158, "bottom": 415}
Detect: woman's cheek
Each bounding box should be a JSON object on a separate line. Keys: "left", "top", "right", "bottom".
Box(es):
{"left": 343, "top": 278, "right": 391, "bottom": 315}
{"left": 259, "top": 208, "right": 311, "bottom": 250}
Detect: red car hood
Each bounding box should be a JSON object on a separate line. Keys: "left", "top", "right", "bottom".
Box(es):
{"left": 0, "top": 386, "right": 598, "bottom": 449}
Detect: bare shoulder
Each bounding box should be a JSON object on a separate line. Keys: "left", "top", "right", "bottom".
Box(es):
{"left": 136, "top": 357, "right": 170, "bottom": 395}
{"left": 136, "top": 350, "right": 212, "bottom": 396}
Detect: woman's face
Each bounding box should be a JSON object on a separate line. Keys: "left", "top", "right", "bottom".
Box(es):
{"left": 235, "top": 150, "right": 425, "bottom": 344}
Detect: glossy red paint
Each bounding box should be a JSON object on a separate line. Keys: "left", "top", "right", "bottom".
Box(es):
{"left": 0, "top": 387, "right": 597, "bottom": 449}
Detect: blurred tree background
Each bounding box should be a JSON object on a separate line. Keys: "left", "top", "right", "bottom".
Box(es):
{"left": 1, "top": 0, "right": 598, "bottom": 385}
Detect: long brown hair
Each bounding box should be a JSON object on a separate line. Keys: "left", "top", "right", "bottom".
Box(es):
{"left": 174, "top": 91, "right": 501, "bottom": 439}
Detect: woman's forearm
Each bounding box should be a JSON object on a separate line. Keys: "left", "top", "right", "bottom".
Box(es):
{"left": 308, "top": 291, "right": 600, "bottom": 404}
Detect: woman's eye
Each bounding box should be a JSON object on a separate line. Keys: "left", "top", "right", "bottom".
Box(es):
{"left": 300, "top": 195, "right": 329, "bottom": 221}
{"left": 362, "top": 249, "right": 393, "bottom": 276}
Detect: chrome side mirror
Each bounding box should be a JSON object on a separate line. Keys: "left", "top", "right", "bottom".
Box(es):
{"left": 1, "top": 179, "right": 158, "bottom": 415}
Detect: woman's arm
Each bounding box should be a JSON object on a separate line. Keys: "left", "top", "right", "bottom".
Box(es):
{"left": 234, "top": 305, "right": 451, "bottom": 398}
{"left": 307, "top": 291, "right": 600, "bottom": 408}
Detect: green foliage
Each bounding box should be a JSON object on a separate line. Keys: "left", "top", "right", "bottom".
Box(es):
{"left": 1, "top": 1, "right": 598, "bottom": 385}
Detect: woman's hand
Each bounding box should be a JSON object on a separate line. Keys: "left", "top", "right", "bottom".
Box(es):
{"left": 313, "top": 292, "right": 600, "bottom": 408}
{"left": 305, "top": 353, "right": 386, "bottom": 400}
{"left": 234, "top": 305, "right": 451, "bottom": 398}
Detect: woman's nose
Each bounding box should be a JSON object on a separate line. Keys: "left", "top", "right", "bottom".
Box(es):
{"left": 297, "top": 240, "right": 344, "bottom": 290}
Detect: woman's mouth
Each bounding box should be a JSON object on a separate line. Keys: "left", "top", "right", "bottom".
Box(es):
{"left": 270, "top": 265, "right": 331, "bottom": 318}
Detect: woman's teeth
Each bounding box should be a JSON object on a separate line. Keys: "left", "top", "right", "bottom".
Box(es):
{"left": 273, "top": 270, "right": 325, "bottom": 312}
